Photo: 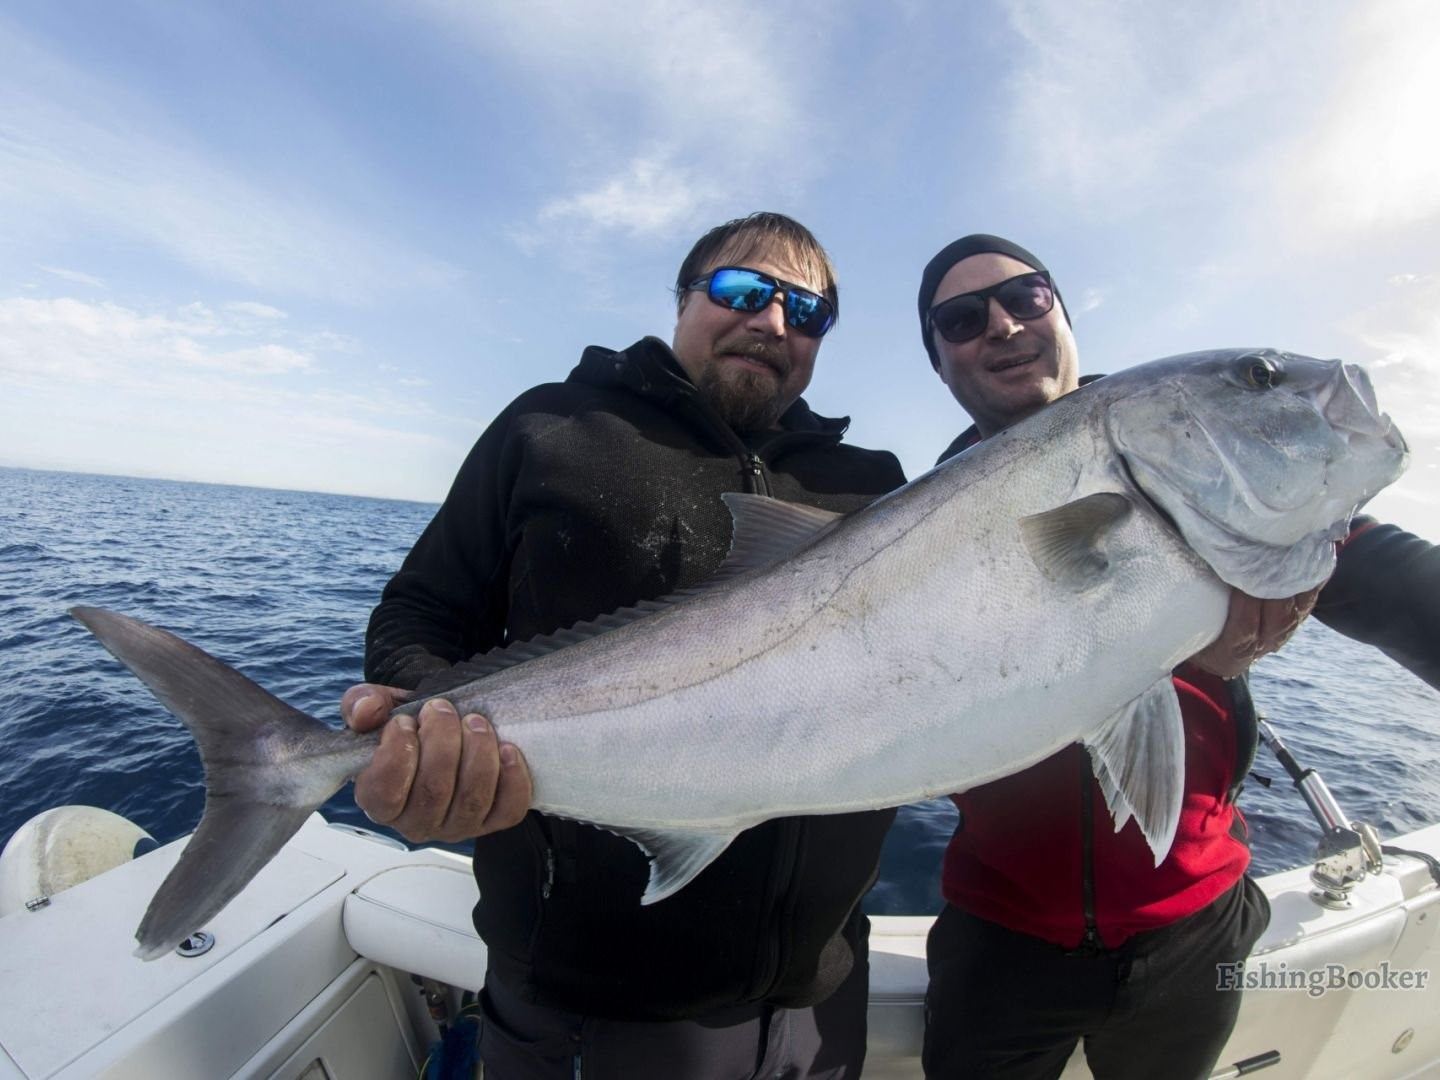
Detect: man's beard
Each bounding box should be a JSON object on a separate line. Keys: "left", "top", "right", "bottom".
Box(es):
{"left": 696, "top": 365, "right": 789, "bottom": 432}
{"left": 694, "top": 342, "right": 790, "bottom": 433}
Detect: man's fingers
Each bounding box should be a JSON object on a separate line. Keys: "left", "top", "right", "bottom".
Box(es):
{"left": 1189, "top": 591, "right": 1261, "bottom": 677}
{"left": 1257, "top": 586, "right": 1321, "bottom": 651}
{"left": 389, "top": 699, "right": 463, "bottom": 841}
{"left": 1228, "top": 591, "right": 1264, "bottom": 651}
{"left": 353, "top": 713, "right": 420, "bottom": 824}
{"left": 1191, "top": 586, "right": 1324, "bottom": 677}
{"left": 480, "top": 743, "right": 534, "bottom": 836}
{"left": 438, "top": 714, "right": 504, "bottom": 841}
{"left": 341, "top": 683, "right": 415, "bottom": 733}
{"left": 350, "top": 699, "right": 530, "bottom": 844}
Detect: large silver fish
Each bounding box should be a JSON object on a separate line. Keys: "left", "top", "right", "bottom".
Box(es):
{"left": 74, "top": 349, "right": 1407, "bottom": 960}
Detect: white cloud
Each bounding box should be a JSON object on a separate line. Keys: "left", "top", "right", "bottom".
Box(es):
{"left": 536, "top": 151, "right": 719, "bottom": 239}
{"left": 204, "top": 343, "right": 313, "bottom": 376}
{"left": 38, "top": 265, "right": 105, "bottom": 288}
{"left": 998, "top": 0, "right": 1293, "bottom": 210}
{"left": 1341, "top": 274, "right": 1440, "bottom": 537}
{"left": 0, "top": 21, "right": 460, "bottom": 302}
{"left": 423, "top": 2, "right": 799, "bottom": 153}
{"left": 0, "top": 297, "right": 314, "bottom": 384}
{"left": 1344, "top": 276, "right": 1440, "bottom": 437}
{"left": 993, "top": 0, "right": 1440, "bottom": 249}
{"left": 303, "top": 329, "right": 361, "bottom": 354}
{"left": 0, "top": 291, "right": 473, "bottom": 499}
{"left": 1073, "top": 287, "right": 1105, "bottom": 315}
{"left": 420, "top": 1, "right": 827, "bottom": 241}
{"left": 225, "top": 301, "right": 287, "bottom": 320}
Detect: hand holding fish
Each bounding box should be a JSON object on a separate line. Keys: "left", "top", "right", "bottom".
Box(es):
{"left": 1189, "top": 587, "right": 1322, "bottom": 678}
{"left": 342, "top": 685, "right": 533, "bottom": 843}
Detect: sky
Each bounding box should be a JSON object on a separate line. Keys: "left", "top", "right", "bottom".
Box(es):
{"left": 2, "top": 0, "right": 1437, "bottom": 538}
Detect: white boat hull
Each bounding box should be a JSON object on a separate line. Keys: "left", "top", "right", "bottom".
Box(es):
{"left": 2, "top": 814, "right": 1438, "bottom": 1079}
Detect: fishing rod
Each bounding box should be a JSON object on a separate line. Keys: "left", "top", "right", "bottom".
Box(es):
{"left": 1256, "top": 715, "right": 1384, "bottom": 907}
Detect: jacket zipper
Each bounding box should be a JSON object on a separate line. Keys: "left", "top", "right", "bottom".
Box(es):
{"left": 670, "top": 376, "right": 839, "bottom": 499}
{"left": 745, "top": 451, "right": 770, "bottom": 495}
{"left": 530, "top": 814, "right": 557, "bottom": 901}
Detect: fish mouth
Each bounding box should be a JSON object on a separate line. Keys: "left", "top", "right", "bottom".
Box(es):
{"left": 1318, "top": 361, "right": 1408, "bottom": 454}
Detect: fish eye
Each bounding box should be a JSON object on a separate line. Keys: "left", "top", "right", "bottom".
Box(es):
{"left": 1242, "top": 354, "right": 1281, "bottom": 389}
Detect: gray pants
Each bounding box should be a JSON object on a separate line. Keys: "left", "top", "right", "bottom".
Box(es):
{"left": 476, "top": 953, "right": 871, "bottom": 1080}
{"left": 923, "top": 877, "right": 1271, "bottom": 1080}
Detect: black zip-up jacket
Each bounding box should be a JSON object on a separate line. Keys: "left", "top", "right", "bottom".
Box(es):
{"left": 365, "top": 337, "right": 906, "bottom": 1019}
{"left": 1312, "top": 518, "right": 1440, "bottom": 691}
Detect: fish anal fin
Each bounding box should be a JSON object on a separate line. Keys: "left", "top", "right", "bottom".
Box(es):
{"left": 1019, "top": 492, "right": 1132, "bottom": 589}
{"left": 605, "top": 825, "right": 740, "bottom": 905}
{"left": 1083, "top": 678, "right": 1185, "bottom": 866}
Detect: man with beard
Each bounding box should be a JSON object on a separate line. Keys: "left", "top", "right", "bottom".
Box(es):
{"left": 915, "top": 233, "right": 1440, "bottom": 1080}
{"left": 341, "top": 213, "right": 906, "bottom": 1078}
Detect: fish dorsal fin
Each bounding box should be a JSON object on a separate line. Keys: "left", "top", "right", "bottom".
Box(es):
{"left": 715, "top": 492, "right": 843, "bottom": 582}
{"left": 1084, "top": 677, "right": 1185, "bottom": 866}
{"left": 602, "top": 824, "right": 741, "bottom": 904}
{"left": 416, "top": 495, "right": 844, "bottom": 697}
{"left": 1019, "top": 492, "right": 1132, "bottom": 589}
{"left": 415, "top": 598, "right": 675, "bottom": 694}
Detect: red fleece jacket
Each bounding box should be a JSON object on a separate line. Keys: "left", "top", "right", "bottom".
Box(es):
{"left": 940, "top": 667, "right": 1251, "bottom": 949}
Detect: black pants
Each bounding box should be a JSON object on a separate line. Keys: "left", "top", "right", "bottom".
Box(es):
{"left": 477, "top": 949, "right": 871, "bottom": 1080}
{"left": 923, "top": 878, "right": 1270, "bottom": 1080}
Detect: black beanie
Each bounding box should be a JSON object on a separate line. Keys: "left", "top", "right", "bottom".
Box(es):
{"left": 917, "top": 234, "right": 1069, "bottom": 370}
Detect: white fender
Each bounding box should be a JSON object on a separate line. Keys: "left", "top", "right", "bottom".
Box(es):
{"left": 0, "top": 806, "right": 155, "bottom": 917}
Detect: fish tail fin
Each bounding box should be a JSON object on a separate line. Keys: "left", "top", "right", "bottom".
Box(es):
{"left": 70, "top": 606, "right": 357, "bottom": 960}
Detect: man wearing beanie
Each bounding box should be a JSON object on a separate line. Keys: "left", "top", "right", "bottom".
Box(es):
{"left": 915, "top": 235, "right": 1440, "bottom": 1079}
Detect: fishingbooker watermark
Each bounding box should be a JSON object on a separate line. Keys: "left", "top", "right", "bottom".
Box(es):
{"left": 1217, "top": 960, "right": 1431, "bottom": 998}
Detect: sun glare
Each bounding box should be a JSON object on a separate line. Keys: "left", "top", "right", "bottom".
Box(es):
{"left": 1302, "top": 0, "right": 1440, "bottom": 232}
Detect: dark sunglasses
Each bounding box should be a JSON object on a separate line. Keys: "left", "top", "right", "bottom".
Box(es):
{"left": 686, "top": 266, "right": 836, "bottom": 338}
{"left": 927, "top": 271, "right": 1055, "bottom": 344}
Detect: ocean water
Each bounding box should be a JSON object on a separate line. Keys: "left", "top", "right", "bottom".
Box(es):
{"left": 2, "top": 465, "right": 1437, "bottom": 916}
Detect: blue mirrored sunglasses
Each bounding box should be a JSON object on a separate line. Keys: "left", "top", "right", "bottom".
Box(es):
{"left": 687, "top": 266, "right": 836, "bottom": 338}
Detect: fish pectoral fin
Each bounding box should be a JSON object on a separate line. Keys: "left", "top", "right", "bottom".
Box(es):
{"left": 1083, "top": 677, "right": 1184, "bottom": 866}
{"left": 605, "top": 826, "right": 740, "bottom": 905}
{"left": 1019, "top": 492, "right": 1133, "bottom": 589}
